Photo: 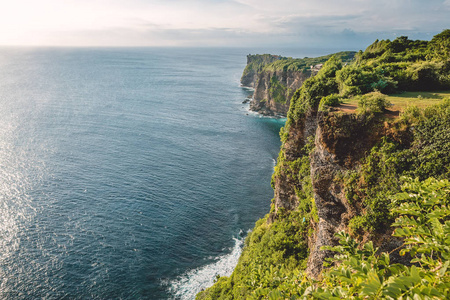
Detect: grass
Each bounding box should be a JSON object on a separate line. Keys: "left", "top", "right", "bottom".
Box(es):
{"left": 341, "top": 90, "right": 450, "bottom": 113}
{"left": 386, "top": 91, "right": 450, "bottom": 111}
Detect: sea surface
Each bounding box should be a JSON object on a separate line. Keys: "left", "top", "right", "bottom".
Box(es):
{"left": 0, "top": 47, "right": 334, "bottom": 299}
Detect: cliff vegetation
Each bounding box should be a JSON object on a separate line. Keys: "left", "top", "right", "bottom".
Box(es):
{"left": 242, "top": 52, "right": 355, "bottom": 116}
{"left": 198, "top": 30, "right": 450, "bottom": 299}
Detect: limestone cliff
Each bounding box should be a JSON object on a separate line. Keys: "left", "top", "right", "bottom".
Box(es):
{"left": 242, "top": 52, "right": 356, "bottom": 117}
{"left": 240, "top": 54, "right": 283, "bottom": 88}
{"left": 250, "top": 69, "right": 313, "bottom": 116}
{"left": 272, "top": 110, "right": 411, "bottom": 277}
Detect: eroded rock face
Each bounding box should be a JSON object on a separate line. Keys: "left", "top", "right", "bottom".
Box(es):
{"left": 240, "top": 54, "right": 282, "bottom": 88}
{"left": 272, "top": 111, "right": 409, "bottom": 277}
{"left": 307, "top": 114, "right": 353, "bottom": 277}
{"left": 250, "top": 70, "right": 313, "bottom": 117}
{"left": 271, "top": 112, "right": 317, "bottom": 218}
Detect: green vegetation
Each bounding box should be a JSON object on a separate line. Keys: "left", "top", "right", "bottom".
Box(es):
{"left": 198, "top": 30, "right": 450, "bottom": 299}
{"left": 263, "top": 51, "right": 355, "bottom": 73}
{"left": 199, "top": 213, "right": 308, "bottom": 299}
{"left": 198, "top": 137, "right": 316, "bottom": 299}
{"left": 387, "top": 91, "right": 450, "bottom": 110}
{"left": 287, "top": 30, "right": 450, "bottom": 120}
{"left": 309, "top": 177, "right": 450, "bottom": 299}
{"left": 342, "top": 91, "right": 450, "bottom": 112}
{"left": 241, "top": 54, "right": 283, "bottom": 80}
{"left": 318, "top": 94, "right": 342, "bottom": 111}
{"left": 199, "top": 177, "right": 450, "bottom": 299}
{"left": 268, "top": 75, "right": 289, "bottom": 103}
{"left": 287, "top": 55, "right": 343, "bottom": 124}
{"left": 241, "top": 52, "right": 356, "bottom": 86}
{"left": 344, "top": 99, "right": 450, "bottom": 233}
{"left": 356, "top": 91, "right": 391, "bottom": 114}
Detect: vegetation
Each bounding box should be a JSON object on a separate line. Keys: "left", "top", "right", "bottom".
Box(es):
{"left": 268, "top": 75, "right": 289, "bottom": 103}
{"left": 299, "top": 177, "right": 450, "bottom": 299}
{"left": 198, "top": 30, "right": 450, "bottom": 299}
{"left": 198, "top": 177, "right": 450, "bottom": 299}
{"left": 342, "top": 91, "right": 450, "bottom": 112}
{"left": 318, "top": 94, "right": 342, "bottom": 111}
{"left": 241, "top": 54, "right": 284, "bottom": 81}
{"left": 241, "top": 52, "right": 356, "bottom": 86}
{"left": 344, "top": 98, "right": 450, "bottom": 233}
{"left": 356, "top": 91, "right": 391, "bottom": 114}
{"left": 263, "top": 51, "right": 355, "bottom": 73}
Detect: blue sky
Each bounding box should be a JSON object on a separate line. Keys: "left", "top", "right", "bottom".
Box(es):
{"left": 0, "top": 0, "right": 449, "bottom": 49}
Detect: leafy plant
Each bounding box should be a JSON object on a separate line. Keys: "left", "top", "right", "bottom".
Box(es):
{"left": 357, "top": 91, "right": 391, "bottom": 114}
{"left": 318, "top": 94, "right": 341, "bottom": 111}
{"left": 311, "top": 177, "right": 450, "bottom": 300}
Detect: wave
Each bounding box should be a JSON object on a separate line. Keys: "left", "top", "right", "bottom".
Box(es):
{"left": 167, "top": 234, "right": 244, "bottom": 300}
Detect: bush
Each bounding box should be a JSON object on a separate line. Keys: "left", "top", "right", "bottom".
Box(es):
{"left": 318, "top": 94, "right": 341, "bottom": 111}
{"left": 357, "top": 91, "right": 391, "bottom": 114}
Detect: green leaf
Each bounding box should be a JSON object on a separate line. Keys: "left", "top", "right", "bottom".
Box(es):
{"left": 439, "top": 260, "right": 449, "bottom": 277}
{"left": 361, "top": 271, "right": 382, "bottom": 296}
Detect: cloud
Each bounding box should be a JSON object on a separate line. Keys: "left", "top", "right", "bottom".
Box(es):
{"left": 0, "top": 0, "right": 449, "bottom": 48}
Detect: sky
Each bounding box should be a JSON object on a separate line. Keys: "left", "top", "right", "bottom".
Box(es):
{"left": 0, "top": 0, "right": 449, "bottom": 49}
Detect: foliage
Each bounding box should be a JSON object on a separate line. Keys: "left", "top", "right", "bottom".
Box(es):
{"left": 428, "top": 29, "right": 450, "bottom": 60}
{"left": 406, "top": 98, "right": 450, "bottom": 179}
{"left": 318, "top": 94, "right": 341, "bottom": 111}
{"left": 241, "top": 54, "right": 283, "bottom": 79}
{"left": 196, "top": 212, "right": 309, "bottom": 300}
{"left": 334, "top": 31, "right": 450, "bottom": 97}
{"left": 311, "top": 177, "right": 450, "bottom": 300}
{"left": 356, "top": 91, "right": 391, "bottom": 114}
{"left": 199, "top": 178, "right": 450, "bottom": 299}
{"left": 268, "top": 75, "right": 288, "bottom": 103}
{"left": 263, "top": 51, "right": 355, "bottom": 73}
{"left": 343, "top": 99, "right": 450, "bottom": 233}
{"left": 287, "top": 55, "right": 343, "bottom": 124}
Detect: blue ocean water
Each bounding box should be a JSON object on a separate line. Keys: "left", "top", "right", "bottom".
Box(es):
{"left": 0, "top": 47, "right": 327, "bottom": 299}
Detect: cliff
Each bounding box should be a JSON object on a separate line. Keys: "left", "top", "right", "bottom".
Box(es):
{"left": 240, "top": 54, "right": 283, "bottom": 88}
{"left": 250, "top": 69, "right": 312, "bottom": 116}
{"left": 242, "top": 52, "right": 356, "bottom": 117}
{"left": 198, "top": 30, "right": 450, "bottom": 299}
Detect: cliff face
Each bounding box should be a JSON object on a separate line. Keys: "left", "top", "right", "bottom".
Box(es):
{"left": 241, "top": 51, "right": 356, "bottom": 117}
{"left": 272, "top": 111, "right": 409, "bottom": 277}
{"left": 240, "top": 54, "right": 282, "bottom": 88}
{"left": 250, "top": 70, "right": 313, "bottom": 116}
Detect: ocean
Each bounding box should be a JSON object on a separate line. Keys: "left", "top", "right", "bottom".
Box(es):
{"left": 0, "top": 47, "right": 331, "bottom": 299}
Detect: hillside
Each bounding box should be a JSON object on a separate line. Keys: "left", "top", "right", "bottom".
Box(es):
{"left": 198, "top": 30, "right": 450, "bottom": 299}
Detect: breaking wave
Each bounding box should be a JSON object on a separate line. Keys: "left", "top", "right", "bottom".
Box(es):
{"left": 167, "top": 235, "right": 245, "bottom": 300}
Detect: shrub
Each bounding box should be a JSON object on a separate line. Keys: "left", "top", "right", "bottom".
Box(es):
{"left": 318, "top": 94, "right": 341, "bottom": 111}
{"left": 357, "top": 91, "right": 391, "bottom": 114}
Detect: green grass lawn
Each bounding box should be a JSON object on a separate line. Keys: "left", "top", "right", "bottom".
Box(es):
{"left": 386, "top": 91, "right": 450, "bottom": 111}
{"left": 342, "top": 90, "right": 450, "bottom": 112}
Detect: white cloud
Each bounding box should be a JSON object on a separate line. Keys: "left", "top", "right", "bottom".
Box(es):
{"left": 0, "top": 0, "right": 448, "bottom": 47}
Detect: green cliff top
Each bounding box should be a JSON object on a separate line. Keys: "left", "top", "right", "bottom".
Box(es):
{"left": 263, "top": 51, "right": 356, "bottom": 73}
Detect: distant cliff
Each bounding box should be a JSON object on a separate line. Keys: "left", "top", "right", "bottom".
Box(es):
{"left": 241, "top": 52, "right": 356, "bottom": 116}
{"left": 241, "top": 54, "right": 283, "bottom": 88}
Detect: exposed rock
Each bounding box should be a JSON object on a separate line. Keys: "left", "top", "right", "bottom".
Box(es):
{"left": 272, "top": 110, "right": 411, "bottom": 277}
{"left": 241, "top": 52, "right": 356, "bottom": 117}
{"left": 240, "top": 54, "right": 282, "bottom": 88}
{"left": 250, "top": 70, "right": 314, "bottom": 117}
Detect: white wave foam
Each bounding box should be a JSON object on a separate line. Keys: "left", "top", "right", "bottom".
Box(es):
{"left": 167, "top": 236, "right": 244, "bottom": 300}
